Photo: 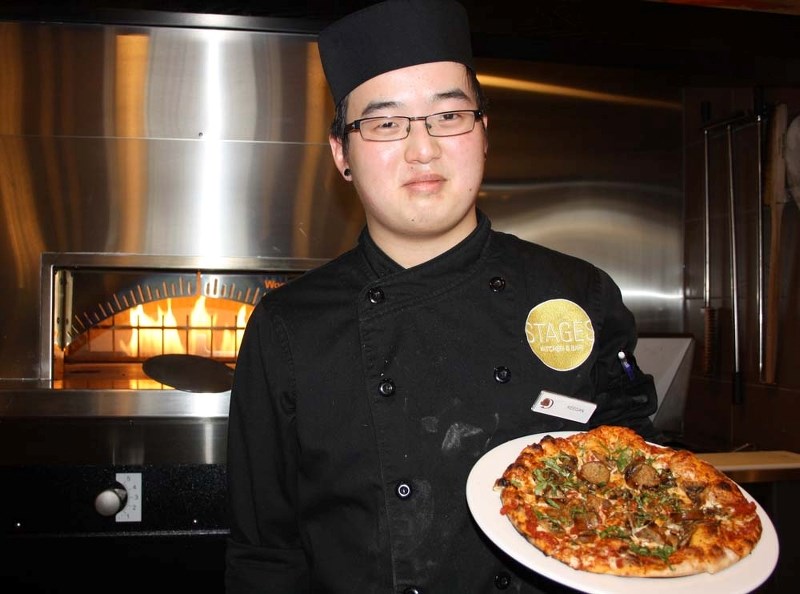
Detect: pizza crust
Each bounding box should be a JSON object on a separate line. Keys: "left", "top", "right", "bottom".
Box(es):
{"left": 495, "top": 426, "right": 762, "bottom": 578}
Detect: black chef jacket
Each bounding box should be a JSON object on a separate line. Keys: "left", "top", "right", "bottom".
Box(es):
{"left": 226, "top": 212, "right": 658, "bottom": 593}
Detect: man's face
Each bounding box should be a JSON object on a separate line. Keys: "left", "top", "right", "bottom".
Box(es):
{"left": 330, "top": 61, "right": 488, "bottom": 254}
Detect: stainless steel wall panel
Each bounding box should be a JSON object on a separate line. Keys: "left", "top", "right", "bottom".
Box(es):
{"left": 480, "top": 182, "right": 683, "bottom": 330}
{"left": 0, "top": 136, "right": 358, "bottom": 256}
{"left": 0, "top": 22, "right": 330, "bottom": 143}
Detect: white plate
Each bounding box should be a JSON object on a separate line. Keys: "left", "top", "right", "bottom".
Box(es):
{"left": 466, "top": 431, "right": 780, "bottom": 594}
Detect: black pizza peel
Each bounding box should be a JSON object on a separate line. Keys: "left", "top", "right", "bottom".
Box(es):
{"left": 142, "top": 354, "right": 235, "bottom": 393}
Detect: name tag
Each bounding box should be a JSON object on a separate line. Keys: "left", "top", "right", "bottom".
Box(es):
{"left": 531, "top": 390, "right": 597, "bottom": 424}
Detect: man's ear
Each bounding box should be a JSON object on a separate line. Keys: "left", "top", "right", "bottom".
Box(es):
{"left": 329, "top": 135, "right": 349, "bottom": 178}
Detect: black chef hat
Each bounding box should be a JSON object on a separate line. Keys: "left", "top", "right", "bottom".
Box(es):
{"left": 318, "top": 0, "right": 474, "bottom": 106}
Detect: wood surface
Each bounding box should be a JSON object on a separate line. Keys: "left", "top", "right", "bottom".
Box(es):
{"left": 763, "top": 103, "right": 788, "bottom": 385}
{"left": 786, "top": 114, "right": 800, "bottom": 209}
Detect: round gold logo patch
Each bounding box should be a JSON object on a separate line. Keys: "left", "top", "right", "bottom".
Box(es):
{"left": 525, "top": 299, "right": 594, "bottom": 371}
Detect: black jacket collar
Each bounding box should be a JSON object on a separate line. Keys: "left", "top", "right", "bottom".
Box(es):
{"left": 358, "top": 209, "right": 491, "bottom": 280}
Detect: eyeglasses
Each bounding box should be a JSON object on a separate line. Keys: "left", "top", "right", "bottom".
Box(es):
{"left": 345, "top": 109, "right": 483, "bottom": 142}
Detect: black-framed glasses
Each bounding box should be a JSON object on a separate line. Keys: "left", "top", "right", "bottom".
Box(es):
{"left": 345, "top": 109, "right": 483, "bottom": 142}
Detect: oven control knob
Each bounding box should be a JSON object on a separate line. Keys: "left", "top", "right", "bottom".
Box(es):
{"left": 94, "top": 486, "right": 128, "bottom": 517}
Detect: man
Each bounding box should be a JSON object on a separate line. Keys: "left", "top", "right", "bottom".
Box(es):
{"left": 225, "top": 1, "right": 658, "bottom": 592}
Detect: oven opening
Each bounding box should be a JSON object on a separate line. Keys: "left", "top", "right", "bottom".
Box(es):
{"left": 60, "top": 295, "right": 253, "bottom": 389}
{"left": 44, "top": 254, "right": 312, "bottom": 390}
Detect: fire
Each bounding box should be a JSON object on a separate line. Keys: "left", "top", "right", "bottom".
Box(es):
{"left": 117, "top": 296, "right": 251, "bottom": 359}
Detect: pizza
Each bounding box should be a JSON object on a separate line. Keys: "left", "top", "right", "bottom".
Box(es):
{"left": 494, "top": 425, "right": 762, "bottom": 577}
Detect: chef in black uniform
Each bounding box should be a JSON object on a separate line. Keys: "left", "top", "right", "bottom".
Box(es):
{"left": 225, "top": 1, "right": 658, "bottom": 592}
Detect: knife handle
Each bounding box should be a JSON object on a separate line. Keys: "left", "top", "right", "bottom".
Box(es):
{"left": 733, "top": 371, "right": 744, "bottom": 405}
{"left": 702, "top": 306, "right": 717, "bottom": 376}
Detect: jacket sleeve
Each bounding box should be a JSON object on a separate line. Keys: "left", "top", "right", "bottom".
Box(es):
{"left": 225, "top": 303, "right": 309, "bottom": 593}
{"left": 587, "top": 267, "right": 659, "bottom": 438}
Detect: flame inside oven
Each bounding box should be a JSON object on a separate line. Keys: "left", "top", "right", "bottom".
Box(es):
{"left": 115, "top": 296, "right": 251, "bottom": 360}
{"left": 66, "top": 295, "right": 253, "bottom": 363}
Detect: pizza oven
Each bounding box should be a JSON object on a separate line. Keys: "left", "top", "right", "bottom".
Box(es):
{"left": 0, "top": 254, "right": 321, "bottom": 591}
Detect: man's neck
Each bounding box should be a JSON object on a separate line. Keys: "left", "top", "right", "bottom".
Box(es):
{"left": 367, "top": 210, "right": 478, "bottom": 269}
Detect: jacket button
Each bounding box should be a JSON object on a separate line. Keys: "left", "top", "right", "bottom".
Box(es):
{"left": 402, "top": 587, "right": 421, "bottom": 594}
{"left": 494, "top": 366, "right": 511, "bottom": 383}
{"left": 378, "top": 379, "right": 395, "bottom": 396}
{"left": 367, "top": 287, "right": 385, "bottom": 303}
{"left": 395, "top": 481, "right": 412, "bottom": 499}
{"left": 489, "top": 276, "right": 506, "bottom": 292}
{"left": 494, "top": 572, "right": 512, "bottom": 589}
